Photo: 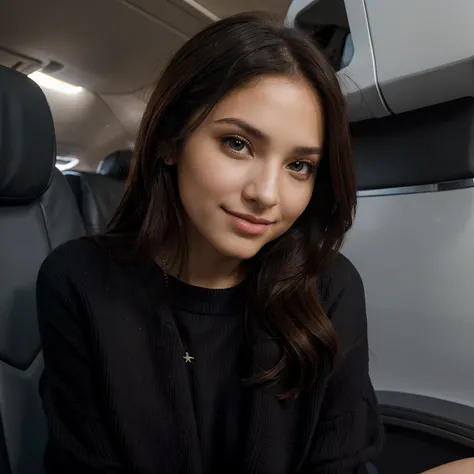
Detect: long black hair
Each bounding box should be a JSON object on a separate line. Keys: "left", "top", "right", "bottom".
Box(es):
{"left": 104, "top": 12, "right": 357, "bottom": 399}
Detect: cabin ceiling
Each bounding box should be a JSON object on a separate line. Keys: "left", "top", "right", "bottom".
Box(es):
{"left": 0, "top": 0, "right": 292, "bottom": 170}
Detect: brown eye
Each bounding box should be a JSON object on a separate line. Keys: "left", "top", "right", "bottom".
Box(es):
{"left": 290, "top": 161, "right": 305, "bottom": 172}
{"left": 225, "top": 137, "right": 245, "bottom": 151}
{"left": 287, "top": 160, "right": 318, "bottom": 179}
{"left": 221, "top": 136, "right": 251, "bottom": 155}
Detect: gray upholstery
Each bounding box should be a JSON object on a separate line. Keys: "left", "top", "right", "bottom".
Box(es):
{"left": 0, "top": 65, "right": 84, "bottom": 474}
{"left": 65, "top": 149, "right": 131, "bottom": 234}
{"left": 0, "top": 415, "right": 10, "bottom": 474}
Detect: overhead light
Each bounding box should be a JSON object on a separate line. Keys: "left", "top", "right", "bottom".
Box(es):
{"left": 55, "top": 156, "right": 79, "bottom": 171}
{"left": 28, "top": 71, "right": 83, "bottom": 94}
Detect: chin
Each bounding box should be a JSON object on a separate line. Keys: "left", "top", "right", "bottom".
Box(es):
{"left": 213, "top": 237, "right": 265, "bottom": 261}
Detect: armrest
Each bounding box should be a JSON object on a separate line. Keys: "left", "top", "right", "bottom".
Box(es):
{"left": 376, "top": 390, "right": 474, "bottom": 448}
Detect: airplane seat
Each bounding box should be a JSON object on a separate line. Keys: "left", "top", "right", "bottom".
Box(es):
{"left": 0, "top": 416, "right": 10, "bottom": 474}
{"left": 340, "top": 33, "right": 353, "bottom": 70}
{"left": 0, "top": 65, "right": 85, "bottom": 474}
{"left": 97, "top": 148, "right": 132, "bottom": 180}
{"left": 64, "top": 149, "right": 132, "bottom": 234}
{"left": 344, "top": 97, "right": 474, "bottom": 474}
{"left": 64, "top": 170, "right": 82, "bottom": 211}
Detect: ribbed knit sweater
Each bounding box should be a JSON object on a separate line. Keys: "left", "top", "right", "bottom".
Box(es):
{"left": 37, "top": 237, "right": 384, "bottom": 474}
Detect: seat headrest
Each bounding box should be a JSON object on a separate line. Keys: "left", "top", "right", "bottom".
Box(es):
{"left": 0, "top": 66, "right": 55, "bottom": 204}
{"left": 97, "top": 149, "right": 132, "bottom": 180}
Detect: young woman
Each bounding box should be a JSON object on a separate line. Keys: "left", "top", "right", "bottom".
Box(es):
{"left": 36, "top": 11, "right": 473, "bottom": 474}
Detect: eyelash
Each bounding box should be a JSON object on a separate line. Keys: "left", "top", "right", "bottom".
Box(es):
{"left": 220, "top": 134, "right": 318, "bottom": 178}
{"left": 290, "top": 160, "right": 318, "bottom": 178}
{"left": 221, "top": 135, "right": 252, "bottom": 156}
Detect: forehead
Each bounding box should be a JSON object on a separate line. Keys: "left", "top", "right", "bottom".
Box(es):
{"left": 206, "top": 75, "right": 324, "bottom": 146}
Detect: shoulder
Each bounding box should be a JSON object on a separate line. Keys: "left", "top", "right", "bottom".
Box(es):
{"left": 37, "top": 237, "right": 157, "bottom": 311}
{"left": 319, "top": 253, "right": 367, "bottom": 353}
{"left": 37, "top": 237, "right": 110, "bottom": 286}
{"left": 320, "top": 253, "right": 363, "bottom": 296}
{"left": 319, "top": 252, "right": 364, "bottom": 305}
{"left": 40, "top": 237, "right": 105, "bottom": 276}
{"left": 36, "top": 238, "right": 110, "bottom": 330}
{"left": 36, "top": 237, "right": 146, "bottom": 328}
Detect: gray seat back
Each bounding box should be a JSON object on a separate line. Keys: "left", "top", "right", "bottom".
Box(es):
{"left": 0, "top": 65, "right": 85, "bottom": 474}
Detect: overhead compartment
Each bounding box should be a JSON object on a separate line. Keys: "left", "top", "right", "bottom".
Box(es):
{"left": 287, "top": 0, "right": 474, "bottom": 119}
{"left": 286, "top": 0, "right": 390, "bottom": 122}
{"left": 364, "top": 0, "right": 474, "bottom": 114}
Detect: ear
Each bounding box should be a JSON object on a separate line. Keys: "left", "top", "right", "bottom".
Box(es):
{"left": 160, "top": 141, "right": 178, "bottom": 166}
{"left": 163, "top": 155, "right": 176, "bottom": 166}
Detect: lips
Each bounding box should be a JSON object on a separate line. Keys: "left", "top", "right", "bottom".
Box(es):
{"left": 223, "top": 208, "right": 274, "bottom": 236}
{"left": 225, "top": 210, "right": 273, "bottom": 225}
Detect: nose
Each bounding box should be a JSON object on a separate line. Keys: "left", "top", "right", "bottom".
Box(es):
{"left": 242, "top": 162, "right": 280, "bottom": 209}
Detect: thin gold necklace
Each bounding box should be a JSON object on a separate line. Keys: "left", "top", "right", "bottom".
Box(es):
{"left": 162, "top": 259, "right": 195, "bottom": 364}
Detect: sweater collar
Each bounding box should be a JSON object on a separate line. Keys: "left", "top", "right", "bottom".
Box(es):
{"left": 164, "top": 270, "right": 248, "bottom": 315}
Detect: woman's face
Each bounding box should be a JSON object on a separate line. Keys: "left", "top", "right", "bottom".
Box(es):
{"left": 174, "top": 74, "right": 325, "bottom": 262}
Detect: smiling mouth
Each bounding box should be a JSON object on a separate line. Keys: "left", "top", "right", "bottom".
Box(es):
{"left": 225, "top": 209, "right": 274, "bottom": 225}
{"left": 223, "top": 208, "right": 274, "bottom": 236}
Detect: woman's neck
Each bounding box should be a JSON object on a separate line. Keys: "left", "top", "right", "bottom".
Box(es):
{"left": 159, "top": 247, "right": 244, "bottom": 289}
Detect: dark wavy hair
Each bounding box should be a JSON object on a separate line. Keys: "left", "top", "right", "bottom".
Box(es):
{"left": 104, "top": 12, "right": 357, "bottom": 399}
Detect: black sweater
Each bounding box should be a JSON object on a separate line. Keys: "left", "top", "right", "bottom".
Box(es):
{"left": 166, "top": 274, "right": 250, "bottom": 472}
{"left": 36, "top": 238, "right": 384, "bottom": 474}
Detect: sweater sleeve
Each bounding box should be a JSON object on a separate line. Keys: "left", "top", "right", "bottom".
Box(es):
{"left": 36, "top": 246, "right": 126, "bottom": 473}
{"left": 301, "top": 256, "right": 384, "bottom": 474}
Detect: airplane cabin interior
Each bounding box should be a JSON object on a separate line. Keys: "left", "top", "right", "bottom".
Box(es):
{"left": 0, "top": 0, "right": 474, "bottom": 473}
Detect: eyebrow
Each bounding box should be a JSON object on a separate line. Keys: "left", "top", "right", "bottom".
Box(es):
{"left": 212, "top": 117, "right": 322, "bottom": 155}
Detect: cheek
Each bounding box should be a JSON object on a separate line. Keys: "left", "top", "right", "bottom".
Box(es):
{"left": 176, "top": 146, "right": 241, "bottom": 219}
